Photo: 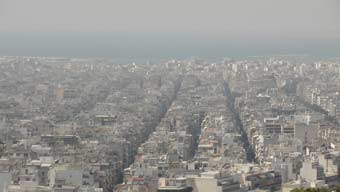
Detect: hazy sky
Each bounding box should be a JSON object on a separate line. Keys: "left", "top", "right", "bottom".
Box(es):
{"left": 0, "top": 0, "right": 339, "bottom": 59}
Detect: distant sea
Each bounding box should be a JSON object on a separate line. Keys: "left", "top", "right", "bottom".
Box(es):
{"left": 0, "top": 32, "right": 339, "bottom": 64}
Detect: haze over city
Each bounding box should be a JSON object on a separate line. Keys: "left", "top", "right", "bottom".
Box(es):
{"left": 0, "top": 0, "right": 339, "bottom": 59}
{"left": 1, "top": 1, "right": 340, "bottom": 192}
